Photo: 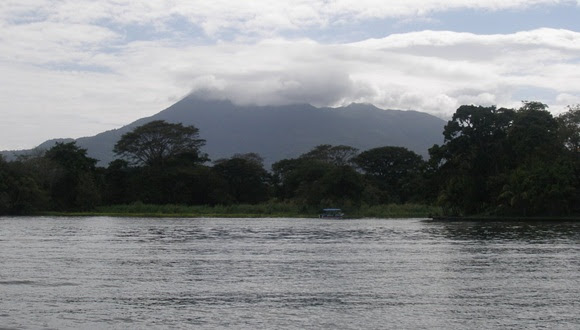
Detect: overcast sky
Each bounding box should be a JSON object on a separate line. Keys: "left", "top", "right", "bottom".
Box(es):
{"left": 1, "top": 1, "right": 580, "bottom": 150}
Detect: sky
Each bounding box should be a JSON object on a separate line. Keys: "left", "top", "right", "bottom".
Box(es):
{"left": 1, "top": 1, "right": 580, "bottom": 150}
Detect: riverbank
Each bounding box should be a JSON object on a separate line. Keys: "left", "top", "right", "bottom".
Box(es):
{"left": 37, "top": 202, "right": 441, "bottom": 219}
{"left": 431, "top": 216, "right": 580, "bottom": 222}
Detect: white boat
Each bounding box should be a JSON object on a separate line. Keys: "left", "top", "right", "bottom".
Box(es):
{"left": 319, "top": 208, "right": 344, "bottom": 219}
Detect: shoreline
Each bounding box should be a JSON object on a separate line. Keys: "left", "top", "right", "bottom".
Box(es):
{"left": 430, "top": 216, "right": 580, "bottom": 222}
{"left": 26, "top": 212, "right": 427, "bottom": 219}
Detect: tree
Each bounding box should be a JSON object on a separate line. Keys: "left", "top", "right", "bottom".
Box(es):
{"left": 508, "top": 101, "right": 560, "bottom": 163}
{"left": 498, "top": 160, "right": 576, "bottom": 216}
{"left": 299, "top": 144, "right": 359, "bottom": 166}
{"left": 557, "top": 104, "right": 580, "bottom": 155}
{"left": 429, "top": 105, "right": 515, "bottom": 215}
{"left": 354, "top": 146, "right": 424, "bottom": 203}
{"left": 114, "top": 120, "right": 207, "bottom": 167}
{"left": 213, "top": 154, "right": 271, "bottom": 204}
{"left": 44, "top": 142, "right": 101, "bottom": 211}
{"left": 429, "top": 102, "right": 579, "bottom": 216}
{"left": 317, "top": 165, "right": 365, "bottom": 207}
{"left": 102, "top": 159, "right": 136, "bottom": 205}
{"left": 0, "top": 160, "right": 49, "bottom": 214}
{"left": 45, "top": 142, "right": 97, "bottom": 172}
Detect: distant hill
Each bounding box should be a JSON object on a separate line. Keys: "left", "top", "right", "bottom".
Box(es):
{"left": 1, "top": 96, "right": 446, "bottom": 168}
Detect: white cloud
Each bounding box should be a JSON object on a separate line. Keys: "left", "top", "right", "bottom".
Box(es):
{"left": 1, "top": 0, "right": 577, "bottom": 36}
{"left": 0, "top": 1, "right": 579, "bottom": 149}
{"left": 0, "top": 21, "right": 119, "bottom": 65}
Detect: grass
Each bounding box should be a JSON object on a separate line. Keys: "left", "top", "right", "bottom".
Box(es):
{"left": 41, "top": 202, "right": 440, "bottom": 219}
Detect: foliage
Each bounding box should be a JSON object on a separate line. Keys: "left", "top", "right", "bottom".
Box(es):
{"left": 497, "top": 160, "right": 577, "bottom": 216}
{"left": 508, "top": 102, "right": 560, "bottom": 163}
{"left": 113, "top": 120, "right": 207, "bottom": 167}
{"left": 431, "top": 102, "right": 579, "bottom": 216}
{"left": 74, "top": 202, "right": 437, "bottom": 218}
{"left": 213, "top": 154, "right": 271, "bottom": 204}
{"left": 272, "top": 147, "right": 366, "bottom": 207}
{"left": 44, "top": 142, "right": 101, "bottom": 211}
{"left": 299, "top": 144, "right": 359, "bottom": 166}
{"left": 557, "top": 104, "right": 580, "bottom": 155}
{"left": 2, "top": 103, "right": 579, "bottom": 218}
{"left": 354, "top": 146, "right": 424, "bottom": 203}
{"left": 0, "top": 157, "right": 49, "bottom": 214}
{"left": 93, "top": 201, "right": 314, "bottom": 218}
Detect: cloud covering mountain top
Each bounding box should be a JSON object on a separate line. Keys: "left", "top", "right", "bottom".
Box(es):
{"left": 0, "top": 1, "right": 579, "bottom": 150}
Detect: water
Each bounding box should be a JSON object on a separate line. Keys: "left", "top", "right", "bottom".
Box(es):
{"left": 1, "top": 217, "right": 579, "bottom": 329}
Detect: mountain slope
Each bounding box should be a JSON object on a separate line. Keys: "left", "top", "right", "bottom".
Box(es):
{"left": 2, "top": 97, "right": 446, "bottom": 167}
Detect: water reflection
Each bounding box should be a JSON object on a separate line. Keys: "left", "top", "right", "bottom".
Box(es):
{"left": 430, "top": 220, "right": 580, "bottom": 242}
{"left": 424, "top": 220, "right": 580, "bottom": 329}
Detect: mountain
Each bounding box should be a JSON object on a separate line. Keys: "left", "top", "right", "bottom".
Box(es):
{"left": 1, "top": 96, "right": 446, "bottom": 168}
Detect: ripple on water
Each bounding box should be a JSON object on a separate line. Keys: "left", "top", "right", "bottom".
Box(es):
{"left": 0, "top": 217, "right": 579, "bottom": 329}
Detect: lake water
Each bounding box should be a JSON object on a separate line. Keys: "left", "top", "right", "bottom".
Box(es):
{"left": 1, "top": 217, "right": 579, "bottom": 329}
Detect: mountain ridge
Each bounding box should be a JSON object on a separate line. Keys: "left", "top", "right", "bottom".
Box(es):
{"left": 1, "top": 96, "right": 446, "bottom": 167}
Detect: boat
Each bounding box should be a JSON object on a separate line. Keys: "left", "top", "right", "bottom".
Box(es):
{"left": 319, "top": 208, "right": 344, "bottom": 219}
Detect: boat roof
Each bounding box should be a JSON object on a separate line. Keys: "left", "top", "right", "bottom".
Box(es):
{"left": 322, "top": 208, "right": 342, "bottom": 212}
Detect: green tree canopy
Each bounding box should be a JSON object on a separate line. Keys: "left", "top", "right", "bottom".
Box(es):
{"left": 428, "top": 105, "right": 516, "bottom": 214}
{"left": 299, "top": 144, "right": 359, "bottom": 166}
{"left": 44, "top": 142, "right": 101, "bottom": 211}
{"left": 557, "top": 104, "right": 580, "bottom": 155}
{"left": 354, "top": 146, "right": 424, "bottom": 203}
{"left": 45, "top": 142, "right": 97, "bottom": 171}
{"left": 114, "top": 120, "right": 207, "bottom": 167}
{"left": 430, "top": 102, "right": 579, "bottom": 216}
{"left": 508, "top": 101, "right": 560, "bottom": 163}
{"left": 213, "top": 154, "right": 271, "bottom": 204}
{"left": 0, "top": 157, "right": 49, "bottom": 214}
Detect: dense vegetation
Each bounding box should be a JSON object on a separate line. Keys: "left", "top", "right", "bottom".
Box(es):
{"left": 1, "top": 102, "right": 578, "bottom": 217}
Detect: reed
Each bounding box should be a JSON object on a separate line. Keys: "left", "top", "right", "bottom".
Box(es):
{"left": 86, "top": 202, "right": 439, "bottom": 218}
{"left": 93, "top": 201, "right": 313, "bottom": 218}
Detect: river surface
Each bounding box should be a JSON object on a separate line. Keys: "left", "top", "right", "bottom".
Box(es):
{"left": 1, "top": 217, "right": 579, "bottom": 329}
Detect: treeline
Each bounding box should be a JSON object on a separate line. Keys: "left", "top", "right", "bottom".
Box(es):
{"left": 1, "top": 102, "right": 579, "bottom": 217}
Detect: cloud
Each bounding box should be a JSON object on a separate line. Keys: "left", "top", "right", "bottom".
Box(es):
{"left": 1, "top": 1, "right": 577, "bottom": 36}
{"left": 1, "top": 1, "right": 580, "bottom": 150}
{"left": 0, "top": 21, "right": 119, "bottom": 66}
{"left": 162, "top": 29, "right": 578, "bottom": 116}
{"left": 2, "top": 28, "right": 580, "bottom": 147}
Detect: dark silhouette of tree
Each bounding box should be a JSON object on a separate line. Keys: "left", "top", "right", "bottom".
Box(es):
{"left": 114, "top": 120, "right": 207, "bottom": 167}
{"left": 44, "top": 142, "right": 101, "bottom": 211}
{"left": 0, "top": 156, "right": 49, "bottom": 214}
{"left": 213, "top": 154, "right": 270, "bottom": 204}
{"left": 508, "top": 101, "right": 561, "bottom": 163}
{"left": 272, "top": 144, "right": 366, "bottom": 208}
{"left": 102, "top": 159, "right": 136, "bottom": 205}
{"left": 557, "top": 104, "right": 580, "bottom": 155}
{"left": 431, "top": 102, "right": 578, "bottom": 216}
{"left": 299, "top": 144, "right": 359, "bottom": 166}
{"left": 354, "top": 146, "right": 424, "bottom": 203}
{"left": 428, "top": 105, "right": 515, "bottom": 215}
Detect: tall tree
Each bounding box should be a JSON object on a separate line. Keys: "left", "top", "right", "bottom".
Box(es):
{"left": 272, "top": 157, "right": 345, "bottom": 206}
{"left": 557, "top": 104, "right": 580, "bottom": 155}
{"left": 496, "top": 102, "right": 576, "bottom": 216}
{"left": 0, "top": 156, "right": 49, "bottom": 214}
{"left": 213, "top": 154, "right": 271, "bottom": 204}
{"left": 508, "top": 101, "right": 560, "bottom": 163}
{"left": 44, "top": 142, "right": 101, "bottom": 211}
{"left": 430, "top": 102, "right": 579, "bottom": 216}
{"left": 114, "top": 120, "right": 207, "bottom": 167}
{"left": 429, "top": 105, "right": 515, "bottom": 215}
{"left": 354, "top": 146, "right": 424, "bottom": 203}
{"left": 300, "top": 144, "right": 359, "bottom": 166}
